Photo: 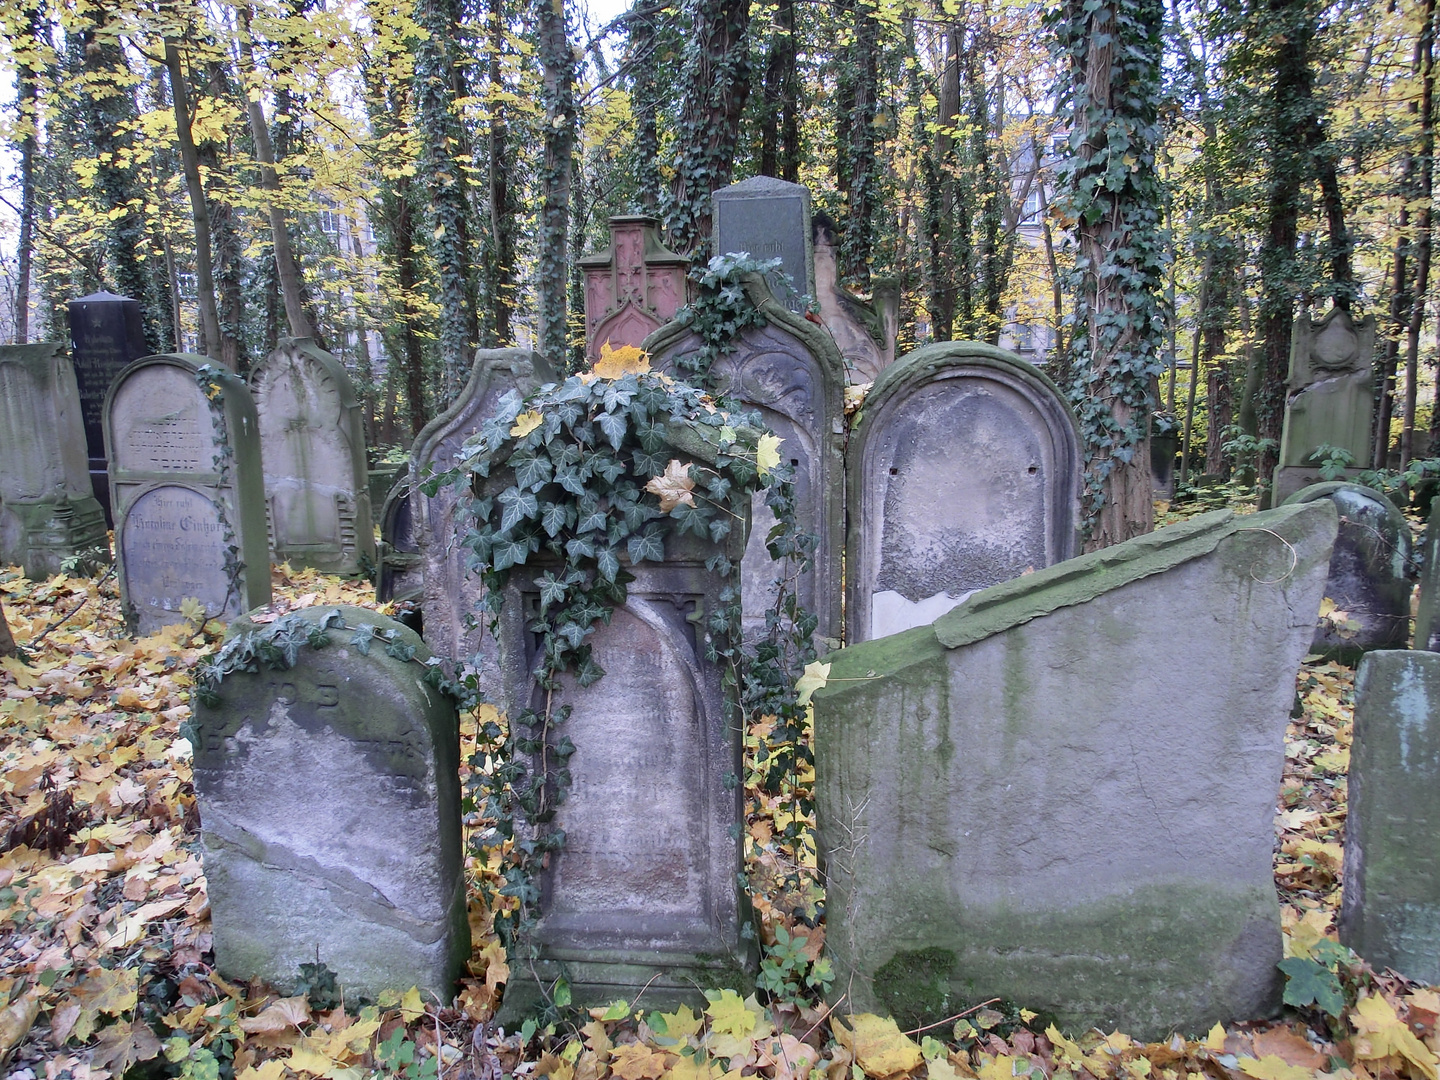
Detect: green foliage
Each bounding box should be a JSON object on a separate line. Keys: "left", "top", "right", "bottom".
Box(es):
{"left": 376, "top": 1026, "right": 441, "bottom": 1080}
{"left": 1279, "top": 939, "right": 1355, "bottom": 1019}
{"left": 1358, "top": 457, "right": 1440, "bottom": 501}
{"left": 295, "top": 961, "right": 343, "bottom": 1012}
{"left": 1308, "top": 444, "right": 1356, "bottom": 481}
{"left": 673, "top": 253, "right": 790, "bottom": 386}
{"left": 756, "top": 925, "right": 834, "bottom": 1003}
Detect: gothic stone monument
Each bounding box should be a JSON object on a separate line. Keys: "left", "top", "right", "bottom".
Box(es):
{"left": 192, "top": 605, "right": 469, "bottom": 1000}
{"left": 250, "top": 338, "right": 375, "bottom": 575}
{"left": 69, "top": 291, "right": 151, "bottom": 524}
{"left": 713, "top": 176, "right": 813, "bottom": 312}
{"left": 1341, "top": 649, "right": 1440, "bottom": 983}
{"left": 578, "top": 215, "right": 688, "bottom": 363}
{"left": 104, "top": 355, "right": 270, "bottom": 633}
{"left": 847, "top": 342, "right": 1082, "bottom": 643}
{"left": 813, "top": 501, "right": 1338, "bottom": 1040}
{"left": 1273, "top": 307, "right": 1377, "bottom": 503}
{"left": 0, "top": 343, "right": 109, "bottom": 578}
{"left": 644, "top": 274, "right": 846, "bottom": 645}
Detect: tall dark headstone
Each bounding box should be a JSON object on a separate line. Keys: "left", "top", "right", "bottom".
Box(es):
{"left": 712, "top": 176, "right": 813, "bottom": 312}
{"left": 69, "top": 292, "right": 150, "bottom": 525}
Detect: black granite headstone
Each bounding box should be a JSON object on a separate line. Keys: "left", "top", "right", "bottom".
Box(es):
{"left": 69, "top": 292, "right": 149, "bottom": 526}
{"left": 712, "top": 177, "right": 813, "bottom": 313}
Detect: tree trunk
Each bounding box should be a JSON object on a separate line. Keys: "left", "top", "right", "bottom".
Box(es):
{"left": 485, "top": 0, "right": 516, "bottom": 347}
{"left": 1403, "top": 0, "right": 1435, "bottom": 467}
{"left": 205, "top": 59, "right": 247, "bottom": 372}
{"left": 841, "top": 0, "right": 879, "bottom": 288}
{"left": 758, "top": 0, "right": 798, "bottom": 182}
{"left": 536, "top": 0, "right": 577, "bottom": 365}
{"left": 12, "top": 6, "right": 39, "bottom": 345}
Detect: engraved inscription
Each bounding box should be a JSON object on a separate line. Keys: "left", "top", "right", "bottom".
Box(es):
{"left": 128, "top": 412, "right": 209, "bottom": 471}
{"left": 120, "top": 485, "right": 231, "bottom": 619}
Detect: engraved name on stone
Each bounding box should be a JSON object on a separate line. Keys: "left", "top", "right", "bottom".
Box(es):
{"left": 121, "top": 486, "right": 230, "bottom": 614}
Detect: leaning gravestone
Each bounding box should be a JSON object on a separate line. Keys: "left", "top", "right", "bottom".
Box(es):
{"left": 412, "top": 349, "right": 557, "bottom": 664}
{"left": 1417, "top": 497, "right": 1440, "bottom": 652}
{"left": 644, "top": 274, "right": 846, "bottom": 644}
{"left": 847, "top": 342, "right": 1082, "bottom": 643}
{"left": 1340, "top": 649, "right": 1440, "bottom": 983}
{"left": 813, "top": 501, "right": 1338, "bottom": 1039}
{"left": 104, "top": 355, "right": 270, "bottom": 633}
{"left": 191, "top": 605, "right": 469, "bottom": 1000}
{"left": 69, "top": 291, "right": 151, "bottom": 524}
{"left": 0, "top": 344, "right": 109, "bottom": 578}
{"left": 1281, "top": 482, "right": 1414, "bottom": 657}
{"left": 250, "top": 338, "right": 375, "bottom": 575}
{"left": 1273, "top": 307, "right": 1377, "bottom": 503}
{"left": 577, "top": 214, "right": 688, "bottom": 362}
{"left": 713, "top": 176, "right": 812, "bottom": 312}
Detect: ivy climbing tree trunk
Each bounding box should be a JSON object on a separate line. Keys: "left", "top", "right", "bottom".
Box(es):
{"left": 536, "top": 0, "right": 577, "bottom": 365}
{"left": 758, "top": 0, "right": 799, "bottom": 183}
{"left": 841, "top": 0, "right": 879, "bottom": 288}
{"left": 11, "top": 4, "right": 40, "bottom": 344}
{"left": 1051, "top": 0, "right": 1165, "bottom": 549}
{"left": 483, "top": 0, "right": 517, "bottom": 347}
{"left": 1402, "top": 0, "right": 1435, "bottom": 466}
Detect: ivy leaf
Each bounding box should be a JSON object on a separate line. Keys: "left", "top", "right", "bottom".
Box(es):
{"left": 627, "top": 530, "right": 665, "bottom": 564}
{"left": 596, "top": 547, "right": 621, "bottom": 582}
{"left": 511, "top": 452, "right": 553, "bottom": 490}
{"left": 497, "top": 487, "right": 539, "bottom": 532}
{"left": 540, "top": 502, "right": 571, "bottom": 537}
{"left": 350, "top": 624, "right": 376, "bottom": 656}
{"left": 491, "top": 537, "right": 531, "bottom": 572}
{"left": 597, "top": 410, "right": 627, "bottom": 449}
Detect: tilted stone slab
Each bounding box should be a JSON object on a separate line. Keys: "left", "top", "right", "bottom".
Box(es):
{"left": 192, "top": 605, "right": 469, "bottom": 1001}
{"left": 813, "top": 502, "right": 1337, "bottom": 1039}
{"left": 1341, "top": 650, "right": 1440, "bottom": 983}
{"left": 846, "top": 342, "right": 1082, "bottom": 644}
{"left": 250, "top": 338, "right": 375, "bottom": 575}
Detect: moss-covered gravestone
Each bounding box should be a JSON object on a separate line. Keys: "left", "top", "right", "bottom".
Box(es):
{"left": 0, "top": 343, "right": 109, "bottom": 577}
{"left": 104, "top": 355, "right": 270, "bottom": 633}
{"left": 191, "top": 605, "right": 469, "bottom": 1001}
{"left": 1340, "top": 650, "right": 1440, "bottom": 982}
{"left": 813, "top": 501, "right": 1337, "bottom": 1040}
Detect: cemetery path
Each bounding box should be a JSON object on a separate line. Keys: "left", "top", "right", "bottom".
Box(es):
{"left": 0, "top": 563, "right": 1435, "bottom": 1080}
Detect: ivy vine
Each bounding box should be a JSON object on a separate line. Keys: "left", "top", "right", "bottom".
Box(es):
{"left": 671, "top": 252, "right": 789, "bottom": 386}
{"left": 194, "top": 365, "right": 246, "bottom": 621}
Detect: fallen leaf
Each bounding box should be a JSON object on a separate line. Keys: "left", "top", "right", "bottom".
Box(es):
{"left": 833, "top": 1014, "right": 924, "bottom": 1078}
{"left": 646, "top": 460, "right": 697, "bottom": 512}
{"left": 593, "top": 343, "right": 651, "bottom": 379}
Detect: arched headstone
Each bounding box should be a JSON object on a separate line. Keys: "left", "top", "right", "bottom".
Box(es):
{"left": 847, "top": 342, "right": 1082, "bottom": 644}
{"left": 104, "top": 355, "right": 270, "bottom": 633}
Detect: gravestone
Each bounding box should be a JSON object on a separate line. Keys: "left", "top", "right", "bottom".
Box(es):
{"left": 0, "top": 344, "right": 110, "bottom": 578}
{"left": 1417, "top": 497, "right": 1440, "bottom": 652}
{"left": 368, "top": 463, "right": 403, "bottom": 527}
{"left": 712, "top": 176, "right": 812, "bottom": 312}
{"left": 813, "top": 501, "right": 1338, "bottom": 1040}
{"left": 69, "top": 291, "right": 151, "bottom": 525}
{"left": 1273, "top": 307, "right": 1377, "bottom": 503}
{"left": 192, "top": 605, "right": 468, "bottom": 1000}
{"left": 412, "top": 348, "right": 557, "bottom": 664}
{"left": 847, "top": 341, "right": 1082, "bottom": 643}
{"left": 376, "top": 479, "right": 423, "bottom": 608}
{"left": 104, "top": 355, "right": 270, "bottom": 633}
{"left": 250, "top": 338, "right": 375, "bottom": 575}
{"left": 644, "top": 274, "right": 846, "bottom": 645}
{"left": 812, "top": 214, "right": 895, "bottom": 384}
{"left": 577, "top": 215, "right": 688, "bottom": 362}
{"left": 1340, "top": 649, "right": 1440, "bottom": 983}
{"left": 1281, "top": 482, "right": 1414, "bottom": 657}
{"left": 491, "top": 435, "right": 751, "bottom": 1017}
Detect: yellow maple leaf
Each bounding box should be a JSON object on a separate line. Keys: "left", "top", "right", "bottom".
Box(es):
{"left": 593, "top": 342, "right": 651, "bottom": 379}
{"left": 510, "top": 410, "right": 544, "bottom": 438}
{"left": 976, "top": 1054, "right": 1019, "bottom": 1080}
{"left": 756, "top": 433, "right": 783, "bottom": 477}
{"left": 1046, "top": 1025, "right": 1085, "bottom": 1063}
{"left": 1239, "top": 1056, "right": 1314, "bottom": 1080}
{"left": 646, "top": 459, "right": 697, "bottom": 512}
{"left": 1351, "top": 994, "right": 1439, "bottom": 1080}
{"left": 794, "top": 661, "right": 830, "bottom": 706}
{"left": 238, "top": 995, "right": 311, "bottom": 1033}
{"left": 664, "top": 1056, "right": 723, "bottom": 1080}
{"left": 236, "top": 1061, "right": 288, "bottom": 1080}
{"left": 611, "top": 1042, "right": 671, "bottom": 1080}
{"left": 399, "top": 986, "right": 425, "bottom": 1023}
{"left": 652, "top": 1004, "right": 704, "bottom": 1044}
{"left": 705, "top": 990, "right": 760, "bottom": 1038}
{"left": 833, "top": 1013, "right": 924, "bottom": 1078}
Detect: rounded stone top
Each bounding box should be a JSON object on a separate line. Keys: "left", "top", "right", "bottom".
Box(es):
{"left": 1281, "top": 480, "right": 1405, "bottom": 520}
{"left": 1313, "top": 319, "right": 1361, "bottom": 370}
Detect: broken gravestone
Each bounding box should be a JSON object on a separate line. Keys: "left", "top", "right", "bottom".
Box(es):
{"left": 1340, "top": 649, "right": 1440, "bottom": 983}
{"left": 846, "top": 341, "right": 1082, "bottom": 643}
{"left": 812, "top": 213, "right": 897, "bottom": 384}
{"left": 1273, "top": 307, "right": 1377, "bottom": 503}
{"left": 813, "top": 500, "right": 1338, "bottom": 1039}
{"left": 1281, "top": 482, "right": 1414, "bottom": 657}
{"left": 644, "top": 274, "right": 846, "bottom": 644}
{"left": 104, "top": 355, "right": 270, "bottom": 633}
{"left": 191, "top": 605, "right": 469, "bottom": 1000}
{"left": 250, "top": 338, "right": 375, "bottom": 575}
{"left": 712, "top": 176, "right": 812, "bottom": 312}
{"left": 577, "top": 215, "right": 688, "bottom": 363}
{"left": 1417, "top": 497, "right": 1440, "bottom": 652}
{"left": 0, "top": 343, "right": 109, "bottom": 578}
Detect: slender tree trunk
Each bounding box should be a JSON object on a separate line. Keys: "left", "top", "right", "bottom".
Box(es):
{"left": 536, "top": 0, "right": 577, "bottom": 364}
{"left": 486, "top": 0, "right": 515, "bottom": 346}
{"left": 12, "top": 6, "right": 39, "bottom": 345}
{"left": 628, "top": 3, "right": 663, "bottom": 210}
{"left": 841, "top": 0, "right": 880, "bottom": 288}
{"left": 1403, "top": 0, "right": 1436, "bottom": 467}
{"left": 927, "top": 23, "right": 961, "bottom": 342}
{"left": 205, "top": 59, "right": 246, "bottom": 372}
{"left": 1376, "top": 226, "right": 1409, "bottom": 468}
{"left": 759, "top": 0, "right": 798, "bottom": 181}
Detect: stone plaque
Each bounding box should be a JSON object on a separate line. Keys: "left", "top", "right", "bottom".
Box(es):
{"left": 814, "top": 502, "right": 1338, "bottom": 1040}
{"left": 250, "top": 338, "right": 375, "bottom": 575}
{"left": 644, "top": 274, "right": 846, "bottom": 645}
{"left": 69, "top": 291, "right": 151, "bottom": 524}
{"left": 1341, "top": 649, "right": 1440, "bottom": 983}
{"left": 105, "top": 354, "right": 270, "bottom": 633}
{"left": 1281, "top": 482, "right": 1414, "bottom": 658}
{"left": 1418, "top": 497, "right": 1440, "bottom": 653}
{"left": 1273, "top": 307, "right": 1377, "bottom": 503}
{"left": 847, "top": 342, "right": 1082, "bottom": 643}
{"left": 0, "top": 343, "right": 109, "bottom": 577}
{"left": 578, "top": 215, "right": 688, "bottom": 362}
{"left": 713, "top": 176, "right": 812, "bottom": 311}
{"left": 192, "top": 605, "right": 469, "bottom": 1000}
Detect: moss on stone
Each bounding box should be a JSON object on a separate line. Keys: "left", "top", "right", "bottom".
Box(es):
{"left": 874, "top": 947, "right": 958, "bottom": 1031}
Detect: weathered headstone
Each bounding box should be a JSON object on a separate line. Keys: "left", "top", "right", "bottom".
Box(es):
{"left": 368, "top": 463, "right": 403, "bottom": 527}
{"left": 578, "top": 215, "right": 688, "bottom": 362}
{"left": 813, "top": 501, "right": 1338, "bottom": 1040}
{"left": 644, "top": 274, "right": 846, "bottom": 644}
{"left": 69, "top": 291, "right": 151, "bottom": 525}
{"left": 1340, "top": 649, "right": 1440, "bottom": 983}
{"left": 1417, "top": 497, "right": 1440, "bottom": 652}
{"left": 1281, "top": 482, "right": 1414, "bottom": 657}
{"left": 192, "top": 605, "right": 469, "bottom": 1000}
{"left": 712, "top": 176, "right": 812, "bottom": 312}
{"left": 846, "top": 342, "right": 1082, "bottom": 643}
{"left": 1273, "top": 307, "right": 1377, "bottom": 503}
{"left": 412, "top": 348, "right": 557, "bottom": 663}
{"left": 250, "top": 338, "right": 375, "bottom": 575}
{"left": 0, "top": 343, "right": 110, "bottom": 578}
{"left": 812, "top": 214, "right": 895, "bottom": 384}
{"left": 104, "top": 355, "right": 270, "bottom": 633}
{"left": 376, "top": 478, "right": 423, "bottom": 608}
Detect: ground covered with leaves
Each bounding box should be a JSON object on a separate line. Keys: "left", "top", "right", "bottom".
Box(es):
{"left": 1, "top": 546, "right": 1437, "bottom": 1080}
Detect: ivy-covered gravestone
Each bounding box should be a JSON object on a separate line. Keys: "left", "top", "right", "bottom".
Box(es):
{"left": 191, "top": 605, "right": 469, "bottom": 1001}
{"left": 846, "top": 342, "right": 1082, "bottom": 643}
{"left": 103, "top": 355, "right": 270, "bottom": 633}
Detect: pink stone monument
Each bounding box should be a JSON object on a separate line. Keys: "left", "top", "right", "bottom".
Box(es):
{"left": 578, "top": 215, "right": 688, "bottom": 361}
